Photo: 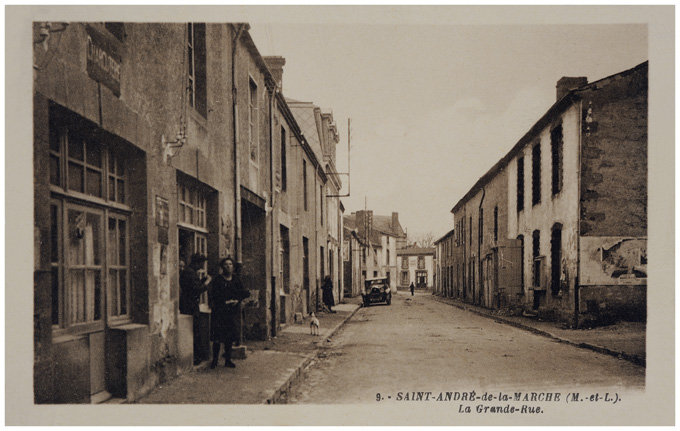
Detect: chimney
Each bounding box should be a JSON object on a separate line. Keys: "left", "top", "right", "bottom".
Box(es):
{"left": 392, "top": 212, "right": 399, "bottom": 231}
{"left": 263, "top": 56, "right": 286, "bottom": 91}
{"left": 556, "top": 76, "right": 588, "bottom": 101}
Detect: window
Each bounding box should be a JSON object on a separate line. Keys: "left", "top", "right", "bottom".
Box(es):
{"left": 49, "top": 115, "right": 132, "bottom": 329}
{"left": 401, "top": 271, "right": 409, "bottom": 286}
{"left": 187, "top": 23, "right": 207, "bottom": 118}
{"left": 280, "top": 225, "right": 290, "bottom": 294}
{"left": 178, "top": 178, "right": 211, "bottom": 307}
{"left": 417, "top": 256, "right": 425, "bottom": 270}
{"left": 478, "top": 208, "right": 484, "bottom": 245}
{"left": 551, "top": 124, "right": 563, "bottom": 196}
{"left": 178, "top": 184, "right": 207, "bottom": 229}
{"left": 303, "top": 159, "right": 308, "bottom": 211}
{"left": 249, "top": 78, "right": 258, "bottom": 164}
{"left": 107, "top": 214, "right": 129, "bottom": 317}
{"left": 386, "top": 249, "right": 390, "bottom": 266}
{"left": 517, "top": 235, "right": 525, "bottom": 291}
{"left": 532, "top": 142, "right": 541, "bottom": 206}
{"left": 517, "top": 156, "right": 524, "bottom": 212}
{"left": 401, "top": 257, "right": 409, "bottom": 269}
{"left": 493, "top": 206, "right": 498, "bottom": 242}
{"left": 532, "top": 230, "right": 541, "bottom": 287}
{"left": 469, "top": 216, "right": 472, "bottom": 245}
{"left": 280, "top": 127, "right": 287, "bottom": 192}
{"left": 343, "top": 241, "right": 350, "bottom": 261}
{"left": 320, "top": 185, "right": 324, "bottom": 226}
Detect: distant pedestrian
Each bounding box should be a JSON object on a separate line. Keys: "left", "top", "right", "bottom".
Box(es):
{"left": 410, "top": 282, "right": 415, "bottom": 296}
{"left": 209, "top": 257, "right": 250, "bottom": 369}
{"left": 321, "top": 275, "right": 336, "bottom": 313}
{"left": 180, "top": 253, "right": 211, "bottom": 365}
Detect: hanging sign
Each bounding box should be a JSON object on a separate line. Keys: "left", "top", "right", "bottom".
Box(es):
{"left": 86, "top": 25, "right": 121, "bottom": 96}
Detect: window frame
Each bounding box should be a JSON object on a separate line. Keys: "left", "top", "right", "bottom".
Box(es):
{"left": 49, "top": 115, "right": 133, "bottom": 335}
{"left": 551, "top": 123, "right": 563, "bottom": 197}
{"left": 248, "top": 77, "right": 259, "bottom": 166}
{"left": 532, "top": 142, "right": 541, "bottom": 206}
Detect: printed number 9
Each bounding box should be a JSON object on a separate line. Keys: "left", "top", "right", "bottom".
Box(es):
{"left": 376, "top": 393, "right": 382, "bottom": 401}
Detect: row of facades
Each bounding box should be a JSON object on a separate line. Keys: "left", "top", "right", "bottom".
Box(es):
{"left": 33, "top": 22, "right": 345, "bottom": 403}
{"left": 434, "top": 61, "right": 648, "bottom": 327}
{"left": 341, "top": 210, "right": 436, "bottom": 296}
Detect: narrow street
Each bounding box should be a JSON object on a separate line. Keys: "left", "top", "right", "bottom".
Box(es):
{"left": 288, "top": 291, "right": 645, "bottom": 404}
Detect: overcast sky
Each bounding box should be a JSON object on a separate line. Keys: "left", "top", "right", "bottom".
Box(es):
{"left": 246, "top": 7, "right": 650, "bottom": 240}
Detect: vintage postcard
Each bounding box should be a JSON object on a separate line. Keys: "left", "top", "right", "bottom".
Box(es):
{"left": 6, "top": 4, "right": 674, "bottom": 426}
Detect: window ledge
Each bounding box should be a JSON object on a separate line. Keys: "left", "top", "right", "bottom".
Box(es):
{"left": 110, "top": 323, "right": 147, "bottom": 331}
{"left": 52, "top": 333, "right": 88, "bottom": 344}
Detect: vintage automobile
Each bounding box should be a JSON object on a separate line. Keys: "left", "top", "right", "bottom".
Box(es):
{"left": 362, "top": 277, "right": 392, "bottom": 307}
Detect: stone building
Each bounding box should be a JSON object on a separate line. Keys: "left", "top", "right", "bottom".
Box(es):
{"left": 343, "top": 211, "right": 405, "bottom": 293}
{"left": 441, "top": 61, "right": 648, "bottom": 327}
{"left": 433, "top": 229, "right": 455, "bottom": 297}
{"left": 287, "top": 98, "right": 344, "bottom": 309}
{"left": 32, "top": 21, "right": 345, "bottom": 404}
{"left": 396, "top": 247, "right": 436, "bottom": 290}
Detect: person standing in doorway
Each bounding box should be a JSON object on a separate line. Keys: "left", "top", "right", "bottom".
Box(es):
{"left": 209, "top": 257, "right": 250, "bottom": 368}
{"left": 321, "top": 275, "right": 336, "bottom": 313}
{"left": 180, "top": 253, "right": 211, "bottom": 365}
{"left": 409, "top": 281, "right": 415, "bottom": 296}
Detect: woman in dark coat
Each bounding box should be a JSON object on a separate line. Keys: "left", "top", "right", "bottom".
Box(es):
{"left": 321, "top": 275, "right": 336, "bottom": 313}
{"left": 209, "top": 257, "right": 250, "bottom": 368}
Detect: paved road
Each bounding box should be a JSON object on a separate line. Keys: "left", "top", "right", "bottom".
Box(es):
{"left": 288, "top": 292, "right": 645, "bottom": 404}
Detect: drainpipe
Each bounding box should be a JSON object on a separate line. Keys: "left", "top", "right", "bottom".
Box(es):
{"left": 231, "top": 23, "right": 247, "bottom": 345}
{"left": 478, "top": 186, "right": 486, "bottom": 306}
{"left": 268, "top": 84, "right": 277, "bottom": 336}
{"left": 232, "top": 23, "right": 246, "bottom": 268}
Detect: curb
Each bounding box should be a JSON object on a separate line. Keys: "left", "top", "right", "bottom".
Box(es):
{"left": 430, "top": 296, "right": 646, "bottom": 367}
{"left": 265, "top": 305, "right": 362, "bottom": 404}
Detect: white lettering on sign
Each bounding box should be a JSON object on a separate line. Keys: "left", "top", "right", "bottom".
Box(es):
{"left": 87, "top": 35, "right": 120, "bottom": 82}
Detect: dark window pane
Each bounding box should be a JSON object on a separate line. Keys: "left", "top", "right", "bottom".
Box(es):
{"left": 49, "top": 128, "right": 61, "bottom": 152}
{"left": 68, "top": 131, "right": 84, "bottom": 160}
{"left": 93, "top": 271, "right": 101, "bottom": 320}
{"left": 86, "top": 142, "right": 102, "bottom": 167}
{"left": 108, "top": 218, "right": 118, "bottom": 265}
{"left": 117, "top": 179, "right": 125, "bottom": 203}
{"left": 86, "top": 169, "right": 102, "bottom": 197}
{"left": 109, "top": 175, "right": 116, "bottom": 200}
{"left": 109, "top": 269, "right": 118, "bottom": 315}
{"left": 119, "top": 219, "right": 126, "bottom": 264}
{"left": 119, "top": 269, "right": 127, "bottom": 315}
{"left": 50, "top": 204, "right": 59, "bottom": 263}
{"left": 51, "top": 267, "right": 60, "bottom": 325}
{"left": 87, "top": 213, "right": 101, "bottom": 265}
{"left": 50, "top": 155, "right": 61, "bottom": 186}
{"left": 68, "top": 162, "right": 84, "bottom": 192}
{"left": 116, "top": 154, "right": 125, "bottom": 177}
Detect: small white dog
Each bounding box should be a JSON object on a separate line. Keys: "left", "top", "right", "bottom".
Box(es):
{"left": 309, "top": 312, "right": 320, "bottom": 336}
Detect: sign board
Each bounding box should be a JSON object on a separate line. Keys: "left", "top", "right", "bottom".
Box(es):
{"left": 86, "top": 25, "right": 121, "bottom": 96}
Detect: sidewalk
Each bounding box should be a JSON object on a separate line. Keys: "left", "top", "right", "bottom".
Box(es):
{"left": 136, "top": 300, "right": 361, "bottom": 404}
{"left": 429, "top": 294, "right": 646, "bottom": 367}
{"left": 136, "top": 293, "right": 644, "bottom": 405}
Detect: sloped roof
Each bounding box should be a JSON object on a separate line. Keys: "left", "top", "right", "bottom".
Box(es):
{"left": 434, "top": 228, "right": 456, "bottom": 245}
{"left": 451, "top": 60, "right": 648, "bottom": 214}
{"left": 286, "top": 100, "right": 322, "bottom": 161}
{"left": 397, "top": 247, "right": 436, "bottom": 256}
{"left": 372, "top": 215, "right": 405, "bottom": 238}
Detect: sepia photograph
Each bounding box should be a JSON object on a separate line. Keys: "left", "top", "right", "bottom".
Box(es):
{"left": 6, "top": 3, "right": 675, "bottom": 426}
